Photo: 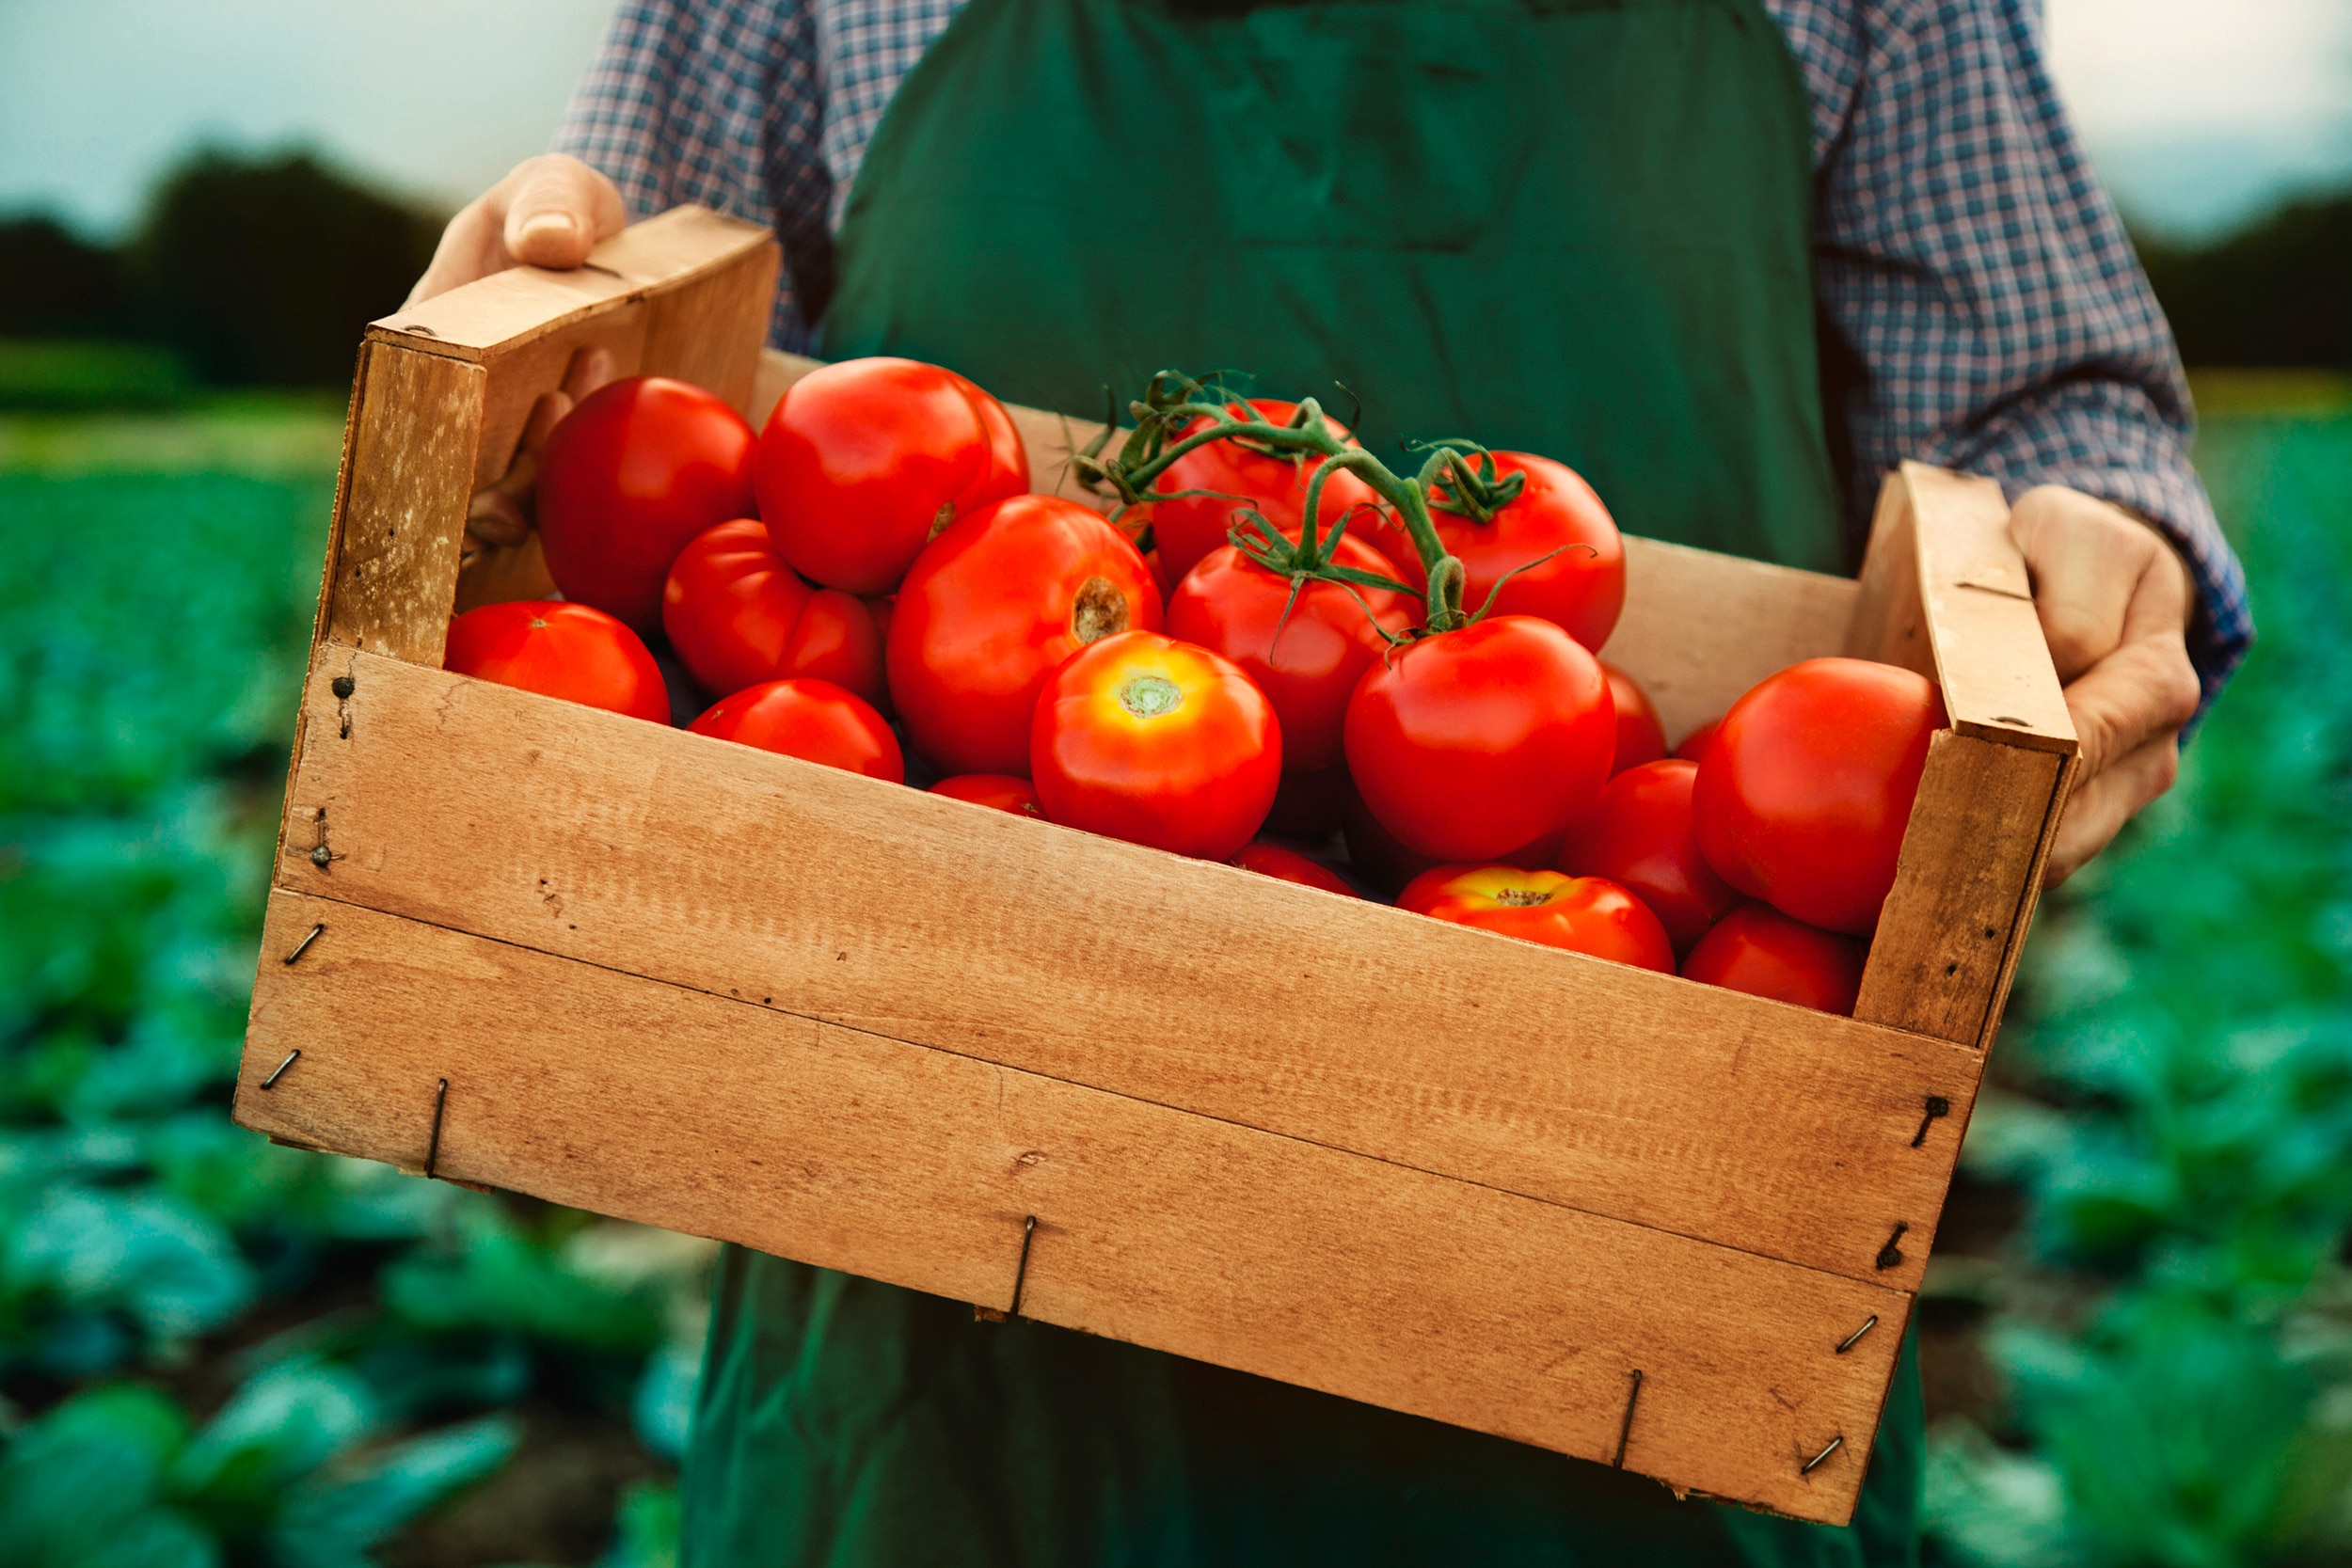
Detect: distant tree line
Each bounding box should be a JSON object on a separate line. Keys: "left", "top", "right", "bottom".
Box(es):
{"left": 0, "top": 149, "right": 2346, "bottom": 386}
{"left": 0, "top": 150, "right": 440, "bottom": 388}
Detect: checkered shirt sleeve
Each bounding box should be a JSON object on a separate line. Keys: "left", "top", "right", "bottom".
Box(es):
{"left": 555, "top": 0, "right": 2251, "bottom": 707}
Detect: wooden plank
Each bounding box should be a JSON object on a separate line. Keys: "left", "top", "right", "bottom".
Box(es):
{"left": 282, "top": 650, "right": 1981, "bottom": 1288}
{"left": 324, "top": 344, "right": 485, "bottom": 664}
{"left": 369, "top": 206, "right": 772, "bottom": 362}
{"left": 1856, "top": 464, "right": 2077, "bottom": 752}
{"left": 641, "top": 236, "right": 781, "bottom": 418}
{"left": 1851, "top": 734, "right": 2068, "bottom": 1043}
{"left": 237, "top": 890, "right": 1912, "bottom": 1526}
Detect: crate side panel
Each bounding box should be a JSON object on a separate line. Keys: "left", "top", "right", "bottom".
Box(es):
{"left": 326, "top": 349, "right": 485, "bottom": 664}
{"left": 641, "top": 238, "right": 780, "bottom": 417}
{"left": 278, "top": 652, "right": 1981, "bottom": 1288}
{"left": 237, "top": 891, "right": 1908, "bottom": 1525}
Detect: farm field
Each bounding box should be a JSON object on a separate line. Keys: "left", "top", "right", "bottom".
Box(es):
{"left": 2, "top": 374, "right": 2345, "bottom": 1565}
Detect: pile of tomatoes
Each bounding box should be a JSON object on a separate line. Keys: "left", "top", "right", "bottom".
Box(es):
{"left": 444, "top": 358, "right": 1945, "bottom": 1018}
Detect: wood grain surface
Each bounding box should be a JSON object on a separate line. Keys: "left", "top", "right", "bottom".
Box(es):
{"left": 279, "top": 649, "right": 1979, "bottom": 1288}
{"left": 238, "top": 890, "right": 1910, "bottom": 1526}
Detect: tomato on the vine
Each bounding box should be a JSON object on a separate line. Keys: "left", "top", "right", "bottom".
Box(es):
{"left": 1601, "top": 659, "right": 1667, "bottom": 774}
{"left": 930, "top": 774, "right": 1043, "bottom": 817}
{"left": 1344, "top": 614, "right": 1614, "bottom": 863}
{"left": 1141, "top": 399, "right": 1385, "bottom": 584}
{"left": 1368, "top": 451, "right": 1624, "bottom": 650}
{"left": 1230, "top": 840, "right": 1358, "bottom": 897}
{"left": 1397, "top": 865, "right": 1673, "bottom": 972}
{"left": 688, "top": 677, "right": 903, "bottom": 782}
{"left": 1680, "top": 903, "right": 1866, "bottom": 1016}
{"left": 1030, "top": 630, "right": 1279, "bottom": 861}
{"left": 443, "top": 600, "right": 668, "bottom": 721}
{"left": 755, "top": 357, "right": 1027, "bottom": 595}
{"left": 1559, "top": 759, "right": 1738, "bottom": 954}
{"left": 888, "top": 495, "right": 1163, "bottom": 776}
{"left": 537, "top": 376, "right": 758, "bottom": 634}
{"left": 1165, "top": 534, "right": 1417, "bottom": 773}
{"left": 1693, "top": 657, "right": 1944, "bottom": 935}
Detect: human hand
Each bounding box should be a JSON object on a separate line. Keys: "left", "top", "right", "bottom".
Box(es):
{"left": 2010, "top": 484, "right": 2203, "bottom": 886}
{"left": 407, "top": 154, "right": 626, "bottom": 307}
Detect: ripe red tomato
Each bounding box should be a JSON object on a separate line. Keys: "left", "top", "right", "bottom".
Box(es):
{"left": 1675, "top": 717, "right": 1722, "bottom": 763}
{"left": 1368, "top": 452, "right": 1624, "bottom": 650}
{"left": 889, "top": 495, "right": 1164, "bottom": 775}
{"left": 662, "top": 517, "right": 812, "bottom": 692}
{"left": 1142, "top": 400, "right": 1386, "bottom": 584}
{"left": 1693, "top": 657, "right": 1944, "bottom": 935}
{"left": 1559, "top": 760, "right": 1739, "bottom": 954}
{"left": 1681, "top": 903, "right": 1866, "bottom": 1016}
{"left": 688, "top": 678, "right": 903, "bottom": 782}
{"left": 1166, "top": 534, "right": 1417, "bottom": 773}
{"left": 443, "top": 600, "right": 668, "bottom": 721}
{"left": 1344, "top": 614, "right": 1614, "bottom": 863}
{"left": 1338, "top": 784, "right": 1561, "bottom": 895}
{"left": 1397, "top": 865, "right": 1673, "bottom": 972}
{"left": 930, "top": 774, "right": 1043, "bottom": 817}
{"left": 662, "top": 519, "right": 889, "bottom": 710}
{"left": 537, "top": 376, "right": 757, "bottom": 634}
{"left": 1601, "top": 659, "right": 1666, "bottom": 773}
{"left": 1030, "top": 631, "right": 1279, "bottom": 860}
{"left": 1230, "top": 840, "right": 1358, "bottom": 896}
{"left": 755, "top": 357, "right": 1026, "bottom": 595}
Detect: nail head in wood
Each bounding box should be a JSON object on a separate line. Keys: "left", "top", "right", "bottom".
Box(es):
{"left": 332, "top": 675, "right": 356, "bottom": 699}
{"left": 282, "top": 923, "right": 326, "bottom": 965}
{"left": 424, "top": 1077, "right": 450, "bottom": 1180}
{"left": 259, "top": 1049, "right": 301, "bottom": 1090}
{"left": 1873, "top": 1222, "right": 1909, "bottom": 1272}
{"left": 1613, "top": 1369, "right": 1644, "bottom": 1468}
{"left": 1909, "top": 1095, "right": 1952, "bottom": 1148}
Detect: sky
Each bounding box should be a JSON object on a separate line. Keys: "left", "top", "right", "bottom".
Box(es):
{"left": 0, "top": 0, "right": 2347, "bottom": 243}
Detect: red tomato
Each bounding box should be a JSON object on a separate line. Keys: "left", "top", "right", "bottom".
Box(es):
{"left": 930, "top": 774, "right": 1043, "bottom": 817}
{"left": 1559, "top": 760, "right": 1739, "bottom": 954}
{"left": 1601, "top": 659, "right": 1667, "bottom": 773}
{"left": 1263, "top": 765, "right": 1348, "bottom": 839}
{"left": 1142, "top": 400, "right": 1387, "bottom": 584}
{"left": 1166, "top": 535, "right": 1417, "bottom": 772}
{"left": 662, "top": 519, "right": 889, "bottom": 710}
{"left": 755, "top": 357, "right": 1028, "bottom": 594}
{"left": 1343, "top": 614, "right": 1614, "bottom": 863}
{"left": 1338, "top": 784, "right": 1561, "bottom": 896}
{"left": 662, "top": 517, "right": 814, "bottom": 694}
{"left": 862, "top": 594, "right": 895, "bottom": 644}
{"left": 1030, "top": 631, "right": 1279, "bottom": 860}
{"left": 1681, "top": 903, "right": 1866, "bottom": 1016}
{"left": 537, "top": 376, "right": 757, "bottom": 634}
{"left": 688, "top": 678, "right": 903, "bottom": 782}
{"left": 1230, "top": 840, "right": 1358, "bottom": 896}
{"left": 443, "top": 600, "right": 668, "bottom": 721}
{"left": 1397, "top": 865, "right": 1673, "bottom": 972}
{"left": 1693, "top": 657, "right": 1944, "bottom": 935}
{"left": 1368, "top": 452, "right": 1624, "bottom": 650}
{"left": 889, "top": 495, "right": 1164, "bottom": 775}
{"left": 1675, "top": 717, "right": 1722, "bottom": 763}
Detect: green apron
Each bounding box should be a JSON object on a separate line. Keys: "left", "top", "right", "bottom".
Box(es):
{"left": 686, "top": 0, "right": 1917, "bottom": 1560}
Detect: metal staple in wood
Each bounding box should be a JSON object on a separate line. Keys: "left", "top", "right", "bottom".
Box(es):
{"left": 1801, "top": 1435, "right": 1845, "bottom": 1476}
{"left": 259, "top": 1050, "right": 301, "bottom": 1090}
{"left": 1007, "top": 1214, "right": 1039, "bottom": 1318}
{"left": 424, "top": 1077, "right": 450, "bottom": 1180}
{"left": 1613, "top": 1369, "right": 1644, "bottom": 1468}
{"left": 1834, "top": 1316, "right": 1878, "bottom": 1355}
{"left": 282, "top": 923, "right": 326, "bottom": 965}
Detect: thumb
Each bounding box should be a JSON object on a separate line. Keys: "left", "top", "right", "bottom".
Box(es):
{"left": 502, "top": 155, "right": 626, "bottom": 271}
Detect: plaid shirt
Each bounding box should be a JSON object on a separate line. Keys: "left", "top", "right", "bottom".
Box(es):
{"left": 556, "top": 0, "right": 2252, "bottom": 706}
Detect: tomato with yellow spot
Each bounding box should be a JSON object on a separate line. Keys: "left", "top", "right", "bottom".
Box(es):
{"left": 1397, "top": 864, "right": 1674, "bottom": 972}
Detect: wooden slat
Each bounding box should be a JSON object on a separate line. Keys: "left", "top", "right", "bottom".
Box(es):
{"left": 237, "top": 890, "right": 1910, "bottom": 1526}
{"left": 283, "top": 649, "right": 1981, "bottom": 1288}
{"left": 325, "top": 344, "right": 485, "bottom": 663}
{"left": 1851, "top": 733, "right": 2067, "bottom": 1042}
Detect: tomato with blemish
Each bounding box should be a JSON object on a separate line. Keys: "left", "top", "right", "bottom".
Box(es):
{"left": 443, "top": 600, "right": 668, "bottom": 721}
{"left": 1397, "top": 864, "right": 1673, "bottom": 972}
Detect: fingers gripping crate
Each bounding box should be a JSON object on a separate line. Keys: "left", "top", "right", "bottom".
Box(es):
{"left": 237, "top": 207, "right": 2078, "bottom": 1526}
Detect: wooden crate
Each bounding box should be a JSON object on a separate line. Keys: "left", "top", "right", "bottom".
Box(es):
{"left": 234, "top": 207, "right": 2078, "bottom": 1527}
